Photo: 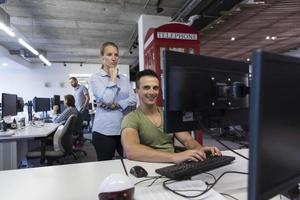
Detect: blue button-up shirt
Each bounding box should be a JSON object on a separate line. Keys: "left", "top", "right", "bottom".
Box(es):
{"left": 89, "top": 69, "right": 137, "bottom": 136}
{"left": 74, "top": 84, "right": 89, "bottom": 112}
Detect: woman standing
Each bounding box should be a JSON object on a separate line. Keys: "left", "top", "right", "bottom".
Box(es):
{"left": 90, "top": 42, "right": 136, "bottom": 161}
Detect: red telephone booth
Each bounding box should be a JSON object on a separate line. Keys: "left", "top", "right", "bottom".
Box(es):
{"left": 144, "top": 23, "right": 202, "bottom": 144}
{"left": 144, "top": 23, "right": 200, "bottom": 105}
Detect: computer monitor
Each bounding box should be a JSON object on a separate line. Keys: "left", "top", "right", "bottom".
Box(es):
{"left": 1, "top": 93, "right": 18, "bottom": 118}
{"left": 248, "top": 50, "right": 300, "bottom": 200}
{"left": 51, "top": 95, "right": 61, "bottom": 113}
{"left": 162, "top": 51, "right": 249, "bottom": 133}
{"left": 17, "top": 97, "right": 24, "bottom": 112}
{"left": 32, "top": 97, "right": 51, "bottom": 112}
{"left": 88, "top": 102, "right": 93, "bottom": 110}
{"left": 60, "top": 100, "right": 65, "bottom": 113}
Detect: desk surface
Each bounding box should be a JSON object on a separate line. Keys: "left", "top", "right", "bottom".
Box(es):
{"left": 125, "top": 149, "right": 248, "bottom": 200}
{"left": 0, "top": 123, "right": 60, "bottom": 140}
{"left": 0, "top": 160, "right": 125, "bottom": 200}
{"left": 0, "top": 149, "right": 288, "bottom": 200}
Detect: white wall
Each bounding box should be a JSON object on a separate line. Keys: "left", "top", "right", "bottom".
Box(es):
{"left": 0, "top": 63, "right": 129, "bottom": 102}
{"left": 138, "top": 15, "right": 171, "bottom": 70}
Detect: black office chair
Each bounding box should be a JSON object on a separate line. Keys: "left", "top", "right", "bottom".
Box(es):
{"left": 27, "top": 114, "right": 78, "bottom": 165}
{"left": 72, "top": 112, "right": 88, "bottom": 159}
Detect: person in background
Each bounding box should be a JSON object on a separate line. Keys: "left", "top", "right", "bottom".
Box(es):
{"left": 69, "top": 77, "right": 90, "bottom": 143}
{"left": 89, "top": 41, "right": 137, "bottom": 161}
{"left": 121, "top": 69, "right": 222, "bottom": 164}
{"left": 53, "top": 94, "right": 78, "bottom": 124}
{"left": 69, "top": 77, "right": 90, "bottom": 119}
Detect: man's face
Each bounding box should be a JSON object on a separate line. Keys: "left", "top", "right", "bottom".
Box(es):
{"left": 69, "top": 79, "right": 77, "bottom": 88}
{"left": 137, "top": 76, "right": 160, "bottom": 106}
{"left": 102, "top": 45, "right": 119, "bottom": 69}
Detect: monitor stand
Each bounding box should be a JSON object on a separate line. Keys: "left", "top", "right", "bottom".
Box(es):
{"left": 282, "top": 184, "right": 300, "bottom": 199}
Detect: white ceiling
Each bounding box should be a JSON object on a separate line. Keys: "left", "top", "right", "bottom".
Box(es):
{"left": 2, "top": 0, "right": 300, "bottom": 67}
{"left": 0, "top": 0, "right": 186, "bottom": 65}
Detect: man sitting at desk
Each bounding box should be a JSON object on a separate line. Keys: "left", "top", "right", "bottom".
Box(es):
{"left": 52, "top": 94, "right": 78, "bottom": 123}
{"left": 121, "top": 70, "right": 221, "bottom": 164}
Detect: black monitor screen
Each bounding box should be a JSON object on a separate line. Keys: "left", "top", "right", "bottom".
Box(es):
{"left": 249, "top": 50, "right": 300, "bottom": 200}
{"left": 60, "top": 100, "right": 65, "bottom": 113}
{"left": 51, "top": 95, "right": 61, "bottom": 113}
{"left": 17, "top": 97, "right": 24, "bottom": 112}
{"left": 2, "top": 93, "right": 18, "bottom": 117}
{"left": 33, "top": 97, "right": 51, "bottom": 112}
{"left": 163, "top": 51, "right": 249, "bottom": 133}
{"left": 53, "top": 95, "right": 60, "bottom": 106}
{"left": 88, "top": 102, "right": 93, "bottom": 110}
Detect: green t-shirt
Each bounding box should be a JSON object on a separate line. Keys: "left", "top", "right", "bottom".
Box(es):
{"left": 121, "top": 107, "right": 174, "bottom": 152}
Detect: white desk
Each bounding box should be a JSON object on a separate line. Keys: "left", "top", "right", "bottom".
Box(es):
{"left": 0, "top": 160, "right": 125, "bottom": 200}
{"left": 0, "top": 123, "right": 60, "bottom": 170}
{"left": 0, "top": 149, "right": 289, "bottom": 200}
{"left": 125, "top": 149, "right": 286, "bottom": 200}
{"left": 0, "top": 123, "right": 59, "bottom": 140}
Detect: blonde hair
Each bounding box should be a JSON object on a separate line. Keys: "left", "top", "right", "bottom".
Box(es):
{"left": 100, "top": 42, "right": 119, "bottom": 56}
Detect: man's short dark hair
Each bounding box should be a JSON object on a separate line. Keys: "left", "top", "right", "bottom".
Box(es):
{"left": 135, "top": 69, "right": 159, "bottom": 89}
{"left": 69, "top": 77, "right": 77, "bottom": 81}
{"left": 64, "top": 94, "right": 75, "bottom": 107}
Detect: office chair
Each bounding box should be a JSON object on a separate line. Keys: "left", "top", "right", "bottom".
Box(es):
{"left": 26, "top": 114, "right": 78, "bottom": 165}
{"left": 72, "top": 112, "right": 88, "bottom": 159}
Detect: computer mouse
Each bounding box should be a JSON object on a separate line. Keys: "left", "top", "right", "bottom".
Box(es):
{"left": 129, "top": 165, "right": 148, "bottom": 178}
{"left": 98, "top": 173, "right": 134, "bottom": 200}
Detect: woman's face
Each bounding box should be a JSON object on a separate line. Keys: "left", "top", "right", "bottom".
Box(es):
{"left": 102, "top": 45, "right": 119, "bottom": 69}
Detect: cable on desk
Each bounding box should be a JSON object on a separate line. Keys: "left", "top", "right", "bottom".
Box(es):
{"left": 162, "top": 171, "right": 248, "bottom": 199}
{"left": 203, "top": 172, "right": 217, "bottom": 186}
{"left": 120, "top": 157, "right": 128, "bottom": 176}
{"left": 134, "top": 176, "right": 164, "bottom": 187}
{"left": 198, "top": 120, "right": 249, "bottom": 160}
{"left": 220, "top": 192, "right": 239, "bottom": 200}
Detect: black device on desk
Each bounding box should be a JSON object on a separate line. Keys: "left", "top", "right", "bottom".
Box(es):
{"left": 33, "top": 97, "right": 51, "bottom": 119}
{"left": 33, "top": 97, "right": 51, "bottom": 112}
{"left": 17, "top": 97, "right": 24, "bottom": 112}
{"left": 130, "top": 166, "right": 148, "bottom": 178}
{"left": 162, "top": 50, "right": 249, "bottom": 133}
{"left": 160, "top": 51, "right": 250, "bottom": 179}
{"left": 51, "top": 95, "right": 61, "bottom": 113}
{"left": 248, "top": 50, "right": 300, "bottom": 200}
{"left": 43, "top": 118, "right": 53, "bottom": 123}
{"left": 60, "top": 100, "right": 65, "bottom": 113}
{"left": 1, "top": 93, "right": 17, "bottom": 118}
{"left": 156, "top": 154, "right": 235, "bottom": 180}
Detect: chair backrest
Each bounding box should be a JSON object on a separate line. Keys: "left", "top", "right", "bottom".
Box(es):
{"left": 74, "top": 111, "right": 83, "bottom": 136}
{"left": 53, "top": 125, "right": 64, "bottom": 151}
{"left": 58, "top": 114, "right": 77, "bottom": 153}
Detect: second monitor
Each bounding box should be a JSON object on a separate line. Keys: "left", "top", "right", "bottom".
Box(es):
{"left": 163, "top": 51, "right": 249, "bottom": 133}
{"left": 33, "top": 97, "right": 51, "bottom": 113}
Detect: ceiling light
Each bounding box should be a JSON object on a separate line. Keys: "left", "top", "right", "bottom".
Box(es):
{"left": 231, "top": 37, "right": 236, "bottom": 41}
{"left": 39, "top": 54, "right": 51, "bottom": 66}
{"left": 18, "top": 38, "right": 39, "bottom": 55}
{"left": 1, "top": 63, "right": 8, "bottom": 66}
{"left": 0, "top": 21, "right": 15, "bottom": 37}
{"left": 265, "top": 36, "right": 270, "bottom": 40}
{"left": 247, "top": 58, "right": 250, "bottom": 62}
{"left": 271, "top": 36, "right": 277, "bottom": 40}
